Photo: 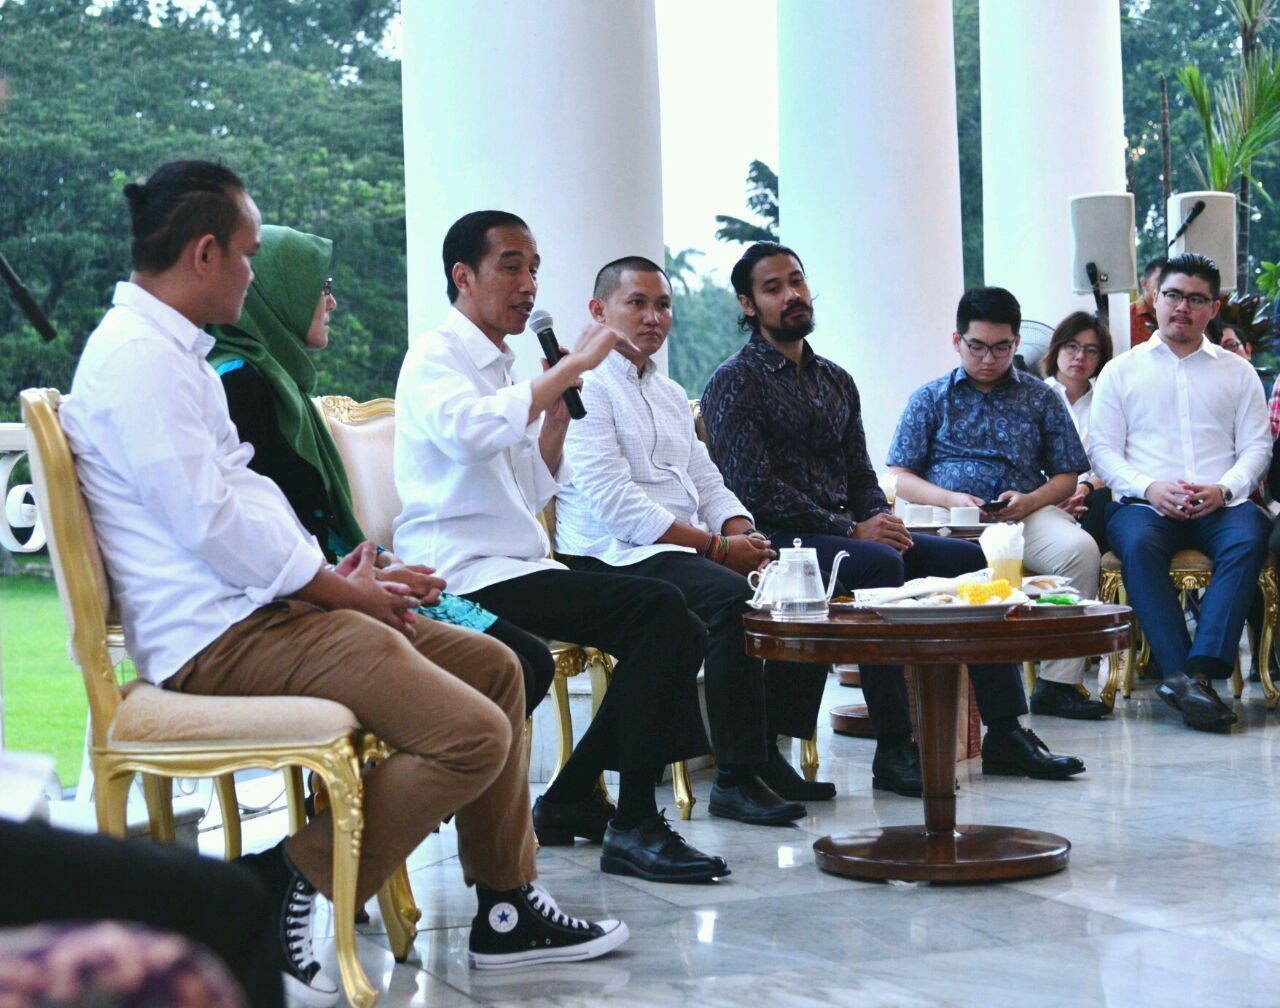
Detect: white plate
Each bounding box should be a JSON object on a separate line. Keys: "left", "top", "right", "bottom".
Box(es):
{"left": 871, "top": 601, "right": 1020, "bottom": 623}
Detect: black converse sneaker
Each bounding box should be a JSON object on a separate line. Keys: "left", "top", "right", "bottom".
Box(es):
{"left": 468, "top": 883, "right": 629, "bottom": 969}
{"left": 278, "top": 871, "right": 340, "bottom": 1007}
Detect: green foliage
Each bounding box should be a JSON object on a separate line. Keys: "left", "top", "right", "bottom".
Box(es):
{"left": 953, "top": 0, "right": 983, "bottom": 289}
{"left": 1178, "top": 49, "right": 1280, "bottom": 194}
{"left": 667, "top": 275, "right": 744, "bottom": 399}
{"left": 0, "top": 0, "right": 406, "bottom": 420}
{"left": 714, "top": 159, "right": 778, "bottom": 245}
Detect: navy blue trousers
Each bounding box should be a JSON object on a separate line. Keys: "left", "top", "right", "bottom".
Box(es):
{"left": 1107, "top": 501, "right": 1270, "bottom": 677}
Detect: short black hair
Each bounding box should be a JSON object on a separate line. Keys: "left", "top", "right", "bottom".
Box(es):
{"left": 442, "top": 210, "right": 529, "bottom": 303}
{"left": 592, "top": 256, "right": 668, "bottom": 300}
{"left": 1158, "top": 252, "right": 1221, "bottom": 299}
{"left": 956, "top": 286, "right": 1021, "bottom": 336}
{"left": 123, "top": 161, "right": 246, "bottom": 273}
{"left": 1042, "top": 310, "right": 1113, "bottom": 379}
{"left": 1142, "top": 256, "right": 1168, "bottom": 280}
{"left": 730, "top": 241, "right": 805, "bottom": 335}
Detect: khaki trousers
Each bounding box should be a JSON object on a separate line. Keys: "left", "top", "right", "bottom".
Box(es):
{"left": 1022, "top": 505, "right": 1102, "bottom": 685}
{"left": 167, "top": 601, "right": 535, "bottom": 904}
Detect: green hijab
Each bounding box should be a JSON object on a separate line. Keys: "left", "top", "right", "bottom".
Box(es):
{"left": 208, "top": 224, "right": 364, "bottom": 549}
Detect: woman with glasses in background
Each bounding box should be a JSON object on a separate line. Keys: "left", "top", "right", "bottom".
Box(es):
{"left": 1042, "top": 311, "right": 1114, "bottom": 551}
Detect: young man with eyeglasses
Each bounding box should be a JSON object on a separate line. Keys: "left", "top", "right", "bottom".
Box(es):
{"left": 703, "top": 248, "right": 1086, "bottom": 791}
{"left": 888, "top": 287, "right": 1108, "bottom": 722}
{"left": 1090, "top": 254, "right": 1272, "bottom": 733}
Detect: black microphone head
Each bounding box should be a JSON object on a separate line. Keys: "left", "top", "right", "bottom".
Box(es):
{"left": 1193, "top": 199, "right": 1206, "bottom": 211}
{"left": 529, "top": 309, "right": 554, "bottom": 334}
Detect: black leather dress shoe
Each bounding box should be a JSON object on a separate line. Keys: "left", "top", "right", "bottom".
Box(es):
{"left": 1029, "top": 679, "right": 1112, "bottom": 720}
{"left": 1157, "top": 674, "right": 1238, "bottom": 732}
{"left": 709, "top": 774, "right": 805, "bottom": 825}
{"left": 871, "top": 738, "right": 923, "bottom": 797}
{"left": 532, "top": 790, "right": 615, "bottom": 846}
{"left": 601, "top": 814, "right": 729, "bottom": 883}
{"left": 758, "top": 745, "right": 836, "bottom": 801}
{"left": 981, "top": 726, "right": 1085, "bottom": 779}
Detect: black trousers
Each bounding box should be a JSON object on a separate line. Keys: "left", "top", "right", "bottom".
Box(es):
{"left": 466, "top": 568, "right": 711, "bottom": 772}
{"left": 769, "top": 530, "right": 1029, "bottom": 740}
{"left": 0, "top": 818, "right": 283, "bottom": 1008}
{"left": 563, "top": 552, "right": 829, "bottom": 765}
{"left": 484, "top": 616, "right": 556, "bottom": 716}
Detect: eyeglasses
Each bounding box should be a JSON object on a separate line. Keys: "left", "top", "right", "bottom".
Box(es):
{"left": 1159, "top": 289, "right": 1212, "bottom": 309}
{"left": 322, "top": 278, "right": 333, "bottom": 297}
{"left": 1062, "top": 340, "right": 1101, "bottom": 358}
{"left": 959, "top": 336, "right": 1015, "bottom": 359}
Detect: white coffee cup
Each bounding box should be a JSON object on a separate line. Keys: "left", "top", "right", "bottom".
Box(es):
{"left": 905, "top": 504, "right": 933, "bottom": 525}
{"left": 950, "top": 505, "right": 981, "bottom": 525}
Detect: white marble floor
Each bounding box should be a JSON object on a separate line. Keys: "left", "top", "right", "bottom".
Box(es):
{"left": 280, "top": 670, "right": 1280, "bottom": 1008}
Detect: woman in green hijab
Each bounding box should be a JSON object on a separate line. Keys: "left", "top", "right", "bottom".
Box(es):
{"left": 209, "top": 225, "right": 554, "bottom": 715}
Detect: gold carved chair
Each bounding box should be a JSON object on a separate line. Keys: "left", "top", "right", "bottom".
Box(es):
{"left": 310, "top": 397, "right": 700, "bottom": 817}
{"left": 1096, "top": 548, "right": 1279, "bottom": 709}
{"left": 690, "top": 399, "right": 821, "bottom": 781}
{"left": 21, "top": 388, "right": 414, "bottom": 1008}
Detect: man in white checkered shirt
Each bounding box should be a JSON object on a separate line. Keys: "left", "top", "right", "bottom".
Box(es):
{"left": 555, "top": 256, "right": 838, "bottom": 825}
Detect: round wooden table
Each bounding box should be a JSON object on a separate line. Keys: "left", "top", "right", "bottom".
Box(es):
{"left": 745, "top": 604, "right": 1131, "bottom": 882}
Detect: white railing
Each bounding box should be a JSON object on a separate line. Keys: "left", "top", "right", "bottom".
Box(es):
{"left": 1, "top": 420, "right": 45, "bottom": 749}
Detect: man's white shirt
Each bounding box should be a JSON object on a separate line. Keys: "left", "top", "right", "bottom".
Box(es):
{"left": 1089, "top": 333, "right": 1271, "bottom": 504}
{"left": 392, "top": 306, "right": 567, "bottom": 593}
{"left": 555, "top": 350, "right": 748, "bottom": 566}
{"left": 60, "top": 282, "right": 325, "bottom": 684}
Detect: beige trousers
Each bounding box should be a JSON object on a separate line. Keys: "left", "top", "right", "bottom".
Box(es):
{"left": 1021, "top": 504, "right": 1102, "bottom": 685}
{"left": 167, "top": 601, "right": 535, "bottom": 903}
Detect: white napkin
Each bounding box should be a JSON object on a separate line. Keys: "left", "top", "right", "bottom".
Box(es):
{"left": 852, "top": 571, "right": 988, "bottom": 605}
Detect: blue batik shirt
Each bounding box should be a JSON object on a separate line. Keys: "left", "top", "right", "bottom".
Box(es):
{"left": 886, "top": 366, "right": 1089, "bottom": 499}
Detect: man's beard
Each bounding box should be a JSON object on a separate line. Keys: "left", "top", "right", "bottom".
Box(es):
{"left": 765, "top": 305, "right": 815, "bottom": 343}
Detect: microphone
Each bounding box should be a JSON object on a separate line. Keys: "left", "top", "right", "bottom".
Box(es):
{"left": 1167, "top": 199, "right": 1207, "bottom": 249}
{"left": 528, "top": 309, "right": 586, "bottom": 420}
{"left": 0, "top": 253, "right": 58, "bottom": 343}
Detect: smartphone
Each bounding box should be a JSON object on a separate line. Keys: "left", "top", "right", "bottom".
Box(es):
{"left": 980, "top": 499, "right": 1010, "bottom": 512}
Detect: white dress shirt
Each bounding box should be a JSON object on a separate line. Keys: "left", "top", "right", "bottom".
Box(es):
{"left": 1044, "top": 375, "right": 1098, "bottom": 485}
{"left": 392, "top": 306, "right": 568, "bottom": 593}
{"left": 556, "top": 350, "right": 750, "bottom": 566}
{"left": 60, "top": 283, "right": 325, "bottom": 684}
{"left": 1089, "top": 333, "right": 1271, "bottom": 504}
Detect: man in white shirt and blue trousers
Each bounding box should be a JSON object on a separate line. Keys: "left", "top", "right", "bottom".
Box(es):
{"left": 393, "top": 212, "right": 730, "bottom": 884}
{"left": 63, "top": 165, "right": 628, "bottom": 1006}
{"left": 554, "top": 256, "right": 834, "bottom": 827}
{"left": 1090, "top": 253, "right": 1272, "bottom": 733}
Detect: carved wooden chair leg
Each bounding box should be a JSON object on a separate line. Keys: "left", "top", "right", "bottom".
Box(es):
{"left": 376, "top": 863, "right": 419, "bottom": 962}
{"left": 1022, "top": 661, "right": 1037, "bottom": 696}
{"left": 1260, "top": 566, "right": 1280, "bottom": 709}
{"left": 214, "top": 773, "right": 242, "bottom": 859}
{"left": 586, "top": 651, "right": 616, "bottom": 803}
{"left": 141, "top": 774, "right": 176, "bottom": 843}
{"left": 95, "top": 769, "right": 132, "bottom": 838}
{"left": 283, "top": 765, "right": 307, "bottom": 835}
{"left": 801, "top": 732, "right": 819, "bottom": 781}
{"left": 318, "top": 749, "right": 376, "bottom": 1008}
{"left": 672, "top": 761, "right": 695, "bottom": 820}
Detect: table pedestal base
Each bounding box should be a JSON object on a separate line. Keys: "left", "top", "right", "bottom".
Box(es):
{"left": 813, "top": 825, "right": 1070, "bottom": 882}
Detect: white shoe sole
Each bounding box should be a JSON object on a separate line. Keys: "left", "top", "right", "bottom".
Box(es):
{"left": 283, "top": 971, "right": 341, "bottom": 1008}
{"left": 468, "top": 919, "right": 629, "bottom": 970}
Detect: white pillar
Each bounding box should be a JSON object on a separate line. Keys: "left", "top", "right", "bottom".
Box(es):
{"left": 980, "top": 0, "right": 1130, "bottom": 345}
{"left": 778, "top": 1, "right": 964, "bottom": 465}
{"left": 401, "top": 1, "right": 665, "bottom": 378}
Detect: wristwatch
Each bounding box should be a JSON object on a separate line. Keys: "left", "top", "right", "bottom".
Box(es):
{"left": 1217, "top": 484, "right": 1234, "bottom": 504}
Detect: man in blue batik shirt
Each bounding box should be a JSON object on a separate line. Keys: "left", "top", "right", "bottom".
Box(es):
{"left": 887, "top": 286, "right": 1107, "bottom": 721}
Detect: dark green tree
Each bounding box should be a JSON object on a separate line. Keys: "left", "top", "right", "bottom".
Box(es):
{"left": 714, "top": 160, "right": 778, "bottom": 244}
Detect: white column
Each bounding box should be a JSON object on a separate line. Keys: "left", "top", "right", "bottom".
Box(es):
{"left": 778, "top": 1, "right": 964, "bottom": 465}
{"left": 980, "top": 0, "right": 1130, "bottom": 345}
{"left": 401, "top": 1, "right": 666, "bottom": 378}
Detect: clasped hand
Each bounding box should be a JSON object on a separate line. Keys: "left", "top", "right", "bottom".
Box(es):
{"left": 1145, "top": 480, "right": 1223, "bottom": 520}
{"left": 335, "top": 542, "right": 422, "bottom": 634}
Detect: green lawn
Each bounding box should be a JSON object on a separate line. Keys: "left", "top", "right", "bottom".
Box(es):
{"left": 1, "top": 574, "right": 86, "bottom": 789}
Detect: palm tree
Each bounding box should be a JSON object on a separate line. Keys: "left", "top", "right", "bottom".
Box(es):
{"left": 1180, "top": 0, "right": 1280, "bottom": 289}
{"left": 664, "top": 246, "right": 704, "bottom": 295}
{"left": 1179, "top": 46, "right": 1280, "bottom": 288}
{"left": 714, "top": 160, "right": 778, "bottom": 245}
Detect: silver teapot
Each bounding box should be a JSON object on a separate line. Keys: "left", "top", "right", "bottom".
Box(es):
{"left": 748, "top": 539, "right": 849, "bottom": 620}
